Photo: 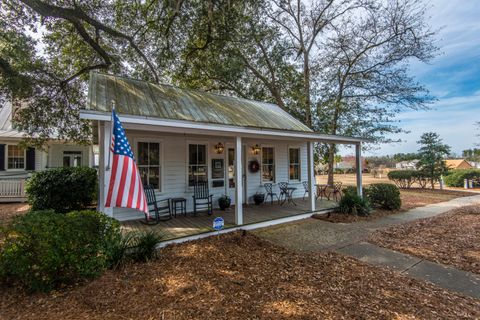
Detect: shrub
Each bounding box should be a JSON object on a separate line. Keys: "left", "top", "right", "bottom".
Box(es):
{"left": 444, "top": 169, "right": 480, "bottom": 187}
{"left": 338, "top": 192, "right": 371, "bottom": 216}
{"left": 128, "top": 231, "right": 162, "bottom": 262}
{"left": 0, "top": 210, "right": 120, "bottom": 292}
{"left": 387, "top": 170, "right": 429, "bottom": 189}
{"left": 366, "top": 183, "right": 401, "bottom": 210}
{"left": 26, "top": 167, "right": 98, "bottom": 213}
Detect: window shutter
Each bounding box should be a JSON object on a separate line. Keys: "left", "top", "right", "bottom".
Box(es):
{"left": 26, "top": 147, "right": 35, "bottom": 170}
{"left": 0, "top": 144, "right": 4, "bottom": 171}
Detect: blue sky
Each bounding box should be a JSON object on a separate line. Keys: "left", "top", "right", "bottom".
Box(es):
{"left": 361, "top": 0, "right": 480, "bottom": 157}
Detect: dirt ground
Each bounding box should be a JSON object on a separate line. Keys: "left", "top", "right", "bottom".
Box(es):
{"left": 369, "top": 205, "right": 480, "bottom": 274}
{"left": 1, "top": 232, "right": 478, "bottom": 320}
{"left": 314, "top": 188, "right": 473, "bottom": 223}
{"left": 0, "top": 203, "right": 29, "bottom": 224}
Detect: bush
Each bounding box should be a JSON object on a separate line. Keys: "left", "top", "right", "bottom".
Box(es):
{"left": 444, "top": 169, "right": 480, "bottom": 187}
{"left": 128, "top": 231, "right": 162, "bottom": 263}
{"left": 366, "top": 183, "right": 401, "bottom": 210}
{"left": 338, "top": 192, "right": 371, "bottom": 216}
{"left": 0, "top": 210, "right": 119, "bottom": 292}
{"left": 26, "top": 167, "right": 98, "bottom": 213}
{"left": 387, "top": 170, "right": 429, "bottom": 189}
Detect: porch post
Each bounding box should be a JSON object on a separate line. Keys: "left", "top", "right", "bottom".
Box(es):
{"left": 234, "top": 136, "right": 243, "bottom": 225}
{"left": 355, "top": 142, "right": 363, "bottom": 198}
{"left": 99, "top": 121, "right": 113, "bottom": 217}
{"left": 307, "top": 141, "right": 316, "bottom": 211}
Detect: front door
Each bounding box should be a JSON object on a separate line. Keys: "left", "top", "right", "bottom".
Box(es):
{"left": 227, "top": 145, "right": 246, "bottom": 205}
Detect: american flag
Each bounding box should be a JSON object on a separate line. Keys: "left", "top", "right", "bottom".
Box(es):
{"left": 105, "top": 109, "right": 149, "bottom": 216}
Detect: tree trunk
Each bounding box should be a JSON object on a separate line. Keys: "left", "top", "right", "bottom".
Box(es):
{"left": 327, "top": 144, "right": 336, "bottom": 185}
{"left": 303, "top": 52, "right": 312, "bottom": 128}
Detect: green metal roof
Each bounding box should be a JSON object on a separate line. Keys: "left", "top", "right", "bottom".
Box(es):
{"left": 87, "top": 72, "right": 312, "bottom": 132}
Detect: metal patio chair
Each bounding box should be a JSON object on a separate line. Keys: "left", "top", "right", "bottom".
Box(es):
{"left": 264, "top": 183, "right": 279, "bottom": 205}
{"left": 331, "top": 181, "right": 343, "bottom": 202}
{"left": 302, "top": 181, "right": 309, "bottom": 200}
{"left": 193, "top": 180, "right": 213, "bottom": 215}
{"left": 278, "top": 182, "right": 289, "bottom": 203}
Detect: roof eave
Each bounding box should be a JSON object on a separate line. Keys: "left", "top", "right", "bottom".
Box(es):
{"left": 80, "top": 109, "right": 370, "bottom": 144}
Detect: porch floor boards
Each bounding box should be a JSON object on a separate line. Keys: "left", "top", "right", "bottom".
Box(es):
{"left": 121, "top": 198, "right": 337, "bottom": 241}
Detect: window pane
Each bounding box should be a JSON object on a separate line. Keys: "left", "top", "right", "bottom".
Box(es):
{"left": 262, "top": 165, "right": 274, "bottom": 181}
{"left": 139, "top": 167, "right": 149, "bottom": 186}
{"left": 149, "top": 143, "right": 160, "bottom": 165}
{"left": 189, "top": 144, "right": 196, "bottom": 165}
{"left": 138, "top": 142, "right": 149, "bottom": 165}
{"left": 149, "top": 167, "right": 160, "bottom": 189}
{"left": 228, "top": 148, "right": 235, "bottom": 188}
{"left": 73, "top": 156, "right": 82, "bottom": 167}
{"left": 189, "top": 165, "right": 207, "bottom": 186}
{"left": 63, "top": 156, "right": 71, "bottom": 167}
{"left": 290, "top": 164, "right": 299, "bottom": 180}
{"left": 290, "top": 148, "right": 299, "bottom": 164}
{"left": 197, "top": 145, "right": 206, "bottom": 165}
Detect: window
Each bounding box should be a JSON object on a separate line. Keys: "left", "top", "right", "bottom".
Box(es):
{"left": 138, "top": 142, "right": 161, "bottom": 190}
{"left": 7, "top": 145, "right": 25, "bottom": 169}
{"left": 261, "top": 147, "right": 275, "bottom": 182}
{"left": 228, "top": 148, "right": 235, "bottom": 188}
{"left": 289, "top": 148, "right": 300, "bottom": 180}
{"left": 188, "top": 144, "right": 207, "bottom": 187}
{"left": 63, "top": 151, "right": 82, "bottom": 167}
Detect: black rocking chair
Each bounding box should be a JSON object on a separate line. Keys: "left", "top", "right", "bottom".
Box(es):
{"left": 193, "top": 181, "right": 213, "bottom": 215}
{"left": 142, "top": 185, "right": 172, "bottom": 224}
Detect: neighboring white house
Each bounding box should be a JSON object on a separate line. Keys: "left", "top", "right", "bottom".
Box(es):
{"left": 395, "top": 160, "right": 419, "bottom": 170}
{"left": 0, "top": 102, "right": 95, "bottom": 202}
{"left": 80, "top": 72, "right": 367, "bottom": 224}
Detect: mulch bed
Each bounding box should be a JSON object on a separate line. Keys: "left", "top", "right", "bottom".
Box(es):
{"left": 1, "top": 232, "right": 478, "bottom": 319}
{"left": 0, "top": 203, "right": 29, "bottom": 225}
{"left": 313, "top": 188, "right": 474, "bottom": 223}
{"left": 369, "top": 205, "right": 480, "bottom": 274}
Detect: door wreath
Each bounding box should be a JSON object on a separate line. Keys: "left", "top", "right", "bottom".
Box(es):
{"left": 248, "top": 159, "right": 260, "bottom": 173}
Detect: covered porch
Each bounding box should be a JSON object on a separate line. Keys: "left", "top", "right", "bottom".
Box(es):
{"left": 121, "top": 197, "right": 337, "bottom": 241}
{"left": 81, "top": 73, "right": 368, "bottom": 243}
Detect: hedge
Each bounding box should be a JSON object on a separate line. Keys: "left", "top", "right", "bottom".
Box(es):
{"left": 26, "top": 167, "right": 98, "bottom": 213}
{"left": 444, "top": 169, "right": 480, "bottom": 187}
{"left": 387, "top": 170, "right": 429, "bottom": 189}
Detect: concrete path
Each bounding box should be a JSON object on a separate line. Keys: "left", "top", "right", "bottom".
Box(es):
{"left": 255, "top": 194, "right": 480, "bottom": 298}
{"left": 337, "top": 242, "right": 480, "bottom": 298}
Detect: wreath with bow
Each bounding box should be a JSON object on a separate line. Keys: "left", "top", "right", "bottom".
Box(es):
{"left": 248, "top": 159, "right": 260, "bottom": 173}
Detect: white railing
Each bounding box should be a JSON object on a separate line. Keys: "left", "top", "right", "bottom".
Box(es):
{"left": 0, "top": 179, "right": 26, "bottom": 199}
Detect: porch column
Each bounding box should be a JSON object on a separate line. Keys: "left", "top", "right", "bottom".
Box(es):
{"left": 99, "top": 121, "right": 113, "bottom": 217}
{"left": 307, "top": 141, "right": 316, "bottom": 211}
{"left": 234, "top": 136, "right": 243, "bottom": 225}
{"left": 355, "top": 142, "right": 363, "bottom": 198}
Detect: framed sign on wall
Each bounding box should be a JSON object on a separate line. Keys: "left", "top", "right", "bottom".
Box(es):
{"left": 211, "top": 159, "right": 224, "bottom": 180}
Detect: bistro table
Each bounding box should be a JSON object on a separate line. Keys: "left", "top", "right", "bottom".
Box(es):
{"left": 315, "top": 184, "right": 330, "bottom": 200}
{"left": 281, "top": 187, "right": 297, "bottom": 206}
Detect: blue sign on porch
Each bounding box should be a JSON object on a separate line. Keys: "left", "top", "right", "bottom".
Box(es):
{"left": 213, "top": 217, "right": 224, "bottom": 231}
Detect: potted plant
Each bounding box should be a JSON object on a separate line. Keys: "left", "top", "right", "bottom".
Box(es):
{"left": 253, "top": 192, "right": 265, "bottom": 205}
{"left": 218, "top": 195, "right": 231, "bottom": 210}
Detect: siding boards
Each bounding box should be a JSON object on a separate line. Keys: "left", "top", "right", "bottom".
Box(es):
{"left": 113, "top": 131, "right": 310, "bottom": 221}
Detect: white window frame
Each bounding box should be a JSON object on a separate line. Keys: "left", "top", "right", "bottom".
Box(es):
{"left": 260, "top": 145, "right": 276, "bottom": 183}
{"left": 186, "top": 141, "right": 209, "bottom": 189}
{"left": 62, "top": 150, "right": 83, "bottom": 168}
{"left": 288, "top": 146, "right": 301, "bottom": 182}
{"left": 134, "top": 139, "right": 163, "bottom": 192}
{"left": 5, "top": 144, "right": 26, "bottom": 171}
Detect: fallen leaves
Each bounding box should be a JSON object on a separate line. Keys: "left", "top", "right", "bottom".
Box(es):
{"left": 369, "top": 204, "right": 480, "bottom": 274}
{"left": 1, "top": 232, "right": 479, "bottom": 319}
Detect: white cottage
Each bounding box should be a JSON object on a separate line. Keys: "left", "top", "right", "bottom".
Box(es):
{"left": 0, "top": 102, "right": 95, "bottom": 201}
{"left": 80, "top": 72, "right": 366, "bottom": 236}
